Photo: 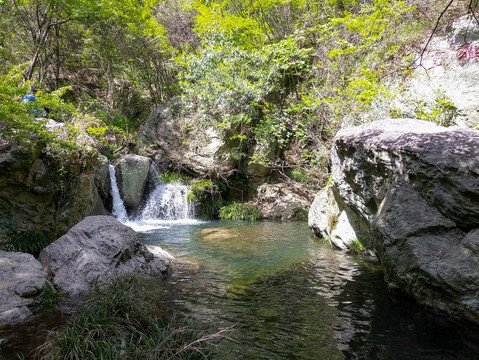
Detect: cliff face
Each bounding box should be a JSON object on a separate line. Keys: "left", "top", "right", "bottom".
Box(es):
{"left": 0, "top": 140, "right": 109, "bottom": 243}
{"left": 309, "top": 119, "right": 479, "bottom": 325}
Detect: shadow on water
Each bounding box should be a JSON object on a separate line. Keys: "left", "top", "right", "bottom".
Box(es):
{"left": 333, "top": 261, "right": 479, "bottom": 360}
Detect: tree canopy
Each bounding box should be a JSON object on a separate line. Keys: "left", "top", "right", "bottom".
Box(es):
{"left": 0, "top": 0, "right": 472, "bottom": 185}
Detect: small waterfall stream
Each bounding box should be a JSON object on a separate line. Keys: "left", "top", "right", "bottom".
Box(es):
{"left": 139, "top": 182, "right": 194, "bottom": 221}
{"left": 108, "top": 164, "right": 128, "bottom": 223}
{"left": 109, "top": 163, "right": 197, "bottom": 230}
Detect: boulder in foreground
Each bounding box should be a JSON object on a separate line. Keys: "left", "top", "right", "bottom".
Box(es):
{"left": 39, "top": 215, "right": 173, "bottom": 310}
{"left": 0, "top": 251, "right": 48, "bottom": 324}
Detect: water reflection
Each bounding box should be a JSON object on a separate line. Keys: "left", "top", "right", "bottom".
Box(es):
{"left": 2, "top": 221, "right": 479, "bottom": 359}
{"left": 139, "top": 221, "right": 479, "bottom": 360}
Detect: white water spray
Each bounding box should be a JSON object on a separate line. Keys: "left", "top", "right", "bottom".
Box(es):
{"left": 108, "top": 163, "right": 198, "bottom": 231}
{"left": 108, "top": 164, "right": 128, "bottom": 223}
{"left": 139, "top": 181, "right": 194, "bottom": 221}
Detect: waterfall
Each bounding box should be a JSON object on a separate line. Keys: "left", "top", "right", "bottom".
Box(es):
{"left": 108, "top": 162, "right": 197, "bottom": 231}
{"left": 108, "top": 164, "right": 128, "bottom": 223}
{"left": 139, "top": 181, "right": 194, "bottom": 221}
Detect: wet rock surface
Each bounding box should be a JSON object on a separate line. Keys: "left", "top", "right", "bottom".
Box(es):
{"left": 114, "top": 154, "right": 151, "bottom": 215}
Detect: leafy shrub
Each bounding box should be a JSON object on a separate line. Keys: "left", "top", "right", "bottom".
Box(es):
{"left": 161, "top": 170, "right": 192, "bottom": 184}
{"left": 189, "top": 179, "right": 224, "bottom": 219}
{"left": 219, "top": 202, "right": 262, "bottom": 221}
{"left": 414, "top": 92, "right": 458, "bottom": 127}
{"left": 0, "top": 65, "right": 78, "bottom": 149}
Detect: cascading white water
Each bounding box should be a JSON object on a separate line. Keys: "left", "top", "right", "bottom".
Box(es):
{"left": 108, "top": 164, "right": 128, "bottom": 223}
{"left": 139, "top": 181, "right": 194, "bottom": 220}
{"left": 108, "top": 163, "right": 197, "bottom": 231}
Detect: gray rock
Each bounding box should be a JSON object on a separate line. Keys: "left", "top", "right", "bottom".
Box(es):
{"left": 446, "top": 14, "right": 479, "bottom": 46}
{"left": 0, "top": 251, "right": 48, "bottom": 324}
{"left": 308, "top": 186, "right": 358, "bottom": 249}
{"left": 138, "top": 103, "right": 178, "bottom": 153}
{"left": 38, "top": 216, "right": 172, "bottom": 309}
{"left": 115, "top": 154, "right": 152, "bottom": 215}
{"left": 311, "top": 119, "right": 479, "bottom": 324}
{"left": 0, "top": 141, "right": 108, "bottom": 242}
{"left": 255, "top": 183, "right": 311, "bottom": 220}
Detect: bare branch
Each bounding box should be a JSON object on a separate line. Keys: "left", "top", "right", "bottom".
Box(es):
{"left": 417, "top": 0, "right": 455, "bottom": 67}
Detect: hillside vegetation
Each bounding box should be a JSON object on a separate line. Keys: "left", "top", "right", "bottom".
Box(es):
{"left": 0, "top": 0, "right": 473, "bottom": 189}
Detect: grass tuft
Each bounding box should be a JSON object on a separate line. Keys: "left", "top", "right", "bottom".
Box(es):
{"left": 0, "top": 231, "right": 54, "bottom": 257}
{"left": 37, "top": 274, "right": 234, "bottom": 360}
{"left": 347, "top": 239, "right": 365, "bottom": 255}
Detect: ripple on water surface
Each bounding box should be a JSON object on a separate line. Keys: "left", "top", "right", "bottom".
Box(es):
{"left": 139, "top": 221, "right": 479, "bottom": 360}
{"left": 2, "top": 221, "right": 479, "bottom": 360}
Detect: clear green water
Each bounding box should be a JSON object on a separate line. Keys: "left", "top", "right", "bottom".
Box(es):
{"left": 2, "top": 220, "right": 478, "bottom": 359}
{"left": 139, "top": 220, "right": 479, "bottom": 360}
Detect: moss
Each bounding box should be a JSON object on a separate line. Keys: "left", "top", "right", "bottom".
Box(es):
{"left": 328, "top": 214, "right": 339, "bottom": 232}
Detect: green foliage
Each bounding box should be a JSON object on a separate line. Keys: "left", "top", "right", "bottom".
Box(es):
{"left": 347, "top": 239, "right": 365, "bottom": 255}
{"left": 0, "top": 65, "right": 78, "bottom": 148}
{"left": 414, "top": 92, "right": 458, "bottom": 127}
{"left": 179, "top": 30, "right": 314, "bottom": 167}
{"left": 0, "top": 231, "right": 55, "bottom": 257}
{"left": 0, "top": 0, "right": 455, "bottom": 196}
{"left": 161, "top": 170, "right": 192, "bottom": 184}
{"left": 38, "top": 274, "right": 232, "bottom": 359}
{"left": 285, "top": 167, "right": 310, "bottom": 183}
{"left": 41, "top": 282, "right": 64, "bottom": 307}
{"left": 189, "top": 179, "right": 224, "bottom": 219}
{"left": 177, "top": 0, "right": 420, "bottom": 187}
{"left": 219, "top": 202, "right": 262, "bottom": 221}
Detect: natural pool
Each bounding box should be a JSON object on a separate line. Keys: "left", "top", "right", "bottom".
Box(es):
{"left": 1, "top": 220, "right": 478, "bottom": 359}
{"left": 138, "top": 220, "right": 479, "bottom": 360}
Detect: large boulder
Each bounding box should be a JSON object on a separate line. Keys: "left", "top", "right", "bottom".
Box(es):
{"left": 0, "top": 141, "right": 109, "bottom": 242}
{"left": 114, "top": 154, "right": 152, "bottom": 215}
{"left": 310, "top": 119, "right": 479, "bottom": 325}
{"left": 0, "top": 251, "right": 48, "bottom": 324}
{"left": 39, "top": 216, "right": 173, "bottom": 309}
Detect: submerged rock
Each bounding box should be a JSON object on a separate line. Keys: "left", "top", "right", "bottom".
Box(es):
{"left": 309, "top": 119, "right": 479, "bottom": 325}
{"left": 0, "top": 251, "right": 48, "bottom": 324}
{"left": 38, "top": 216, "right": 173, "bottom": 310}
